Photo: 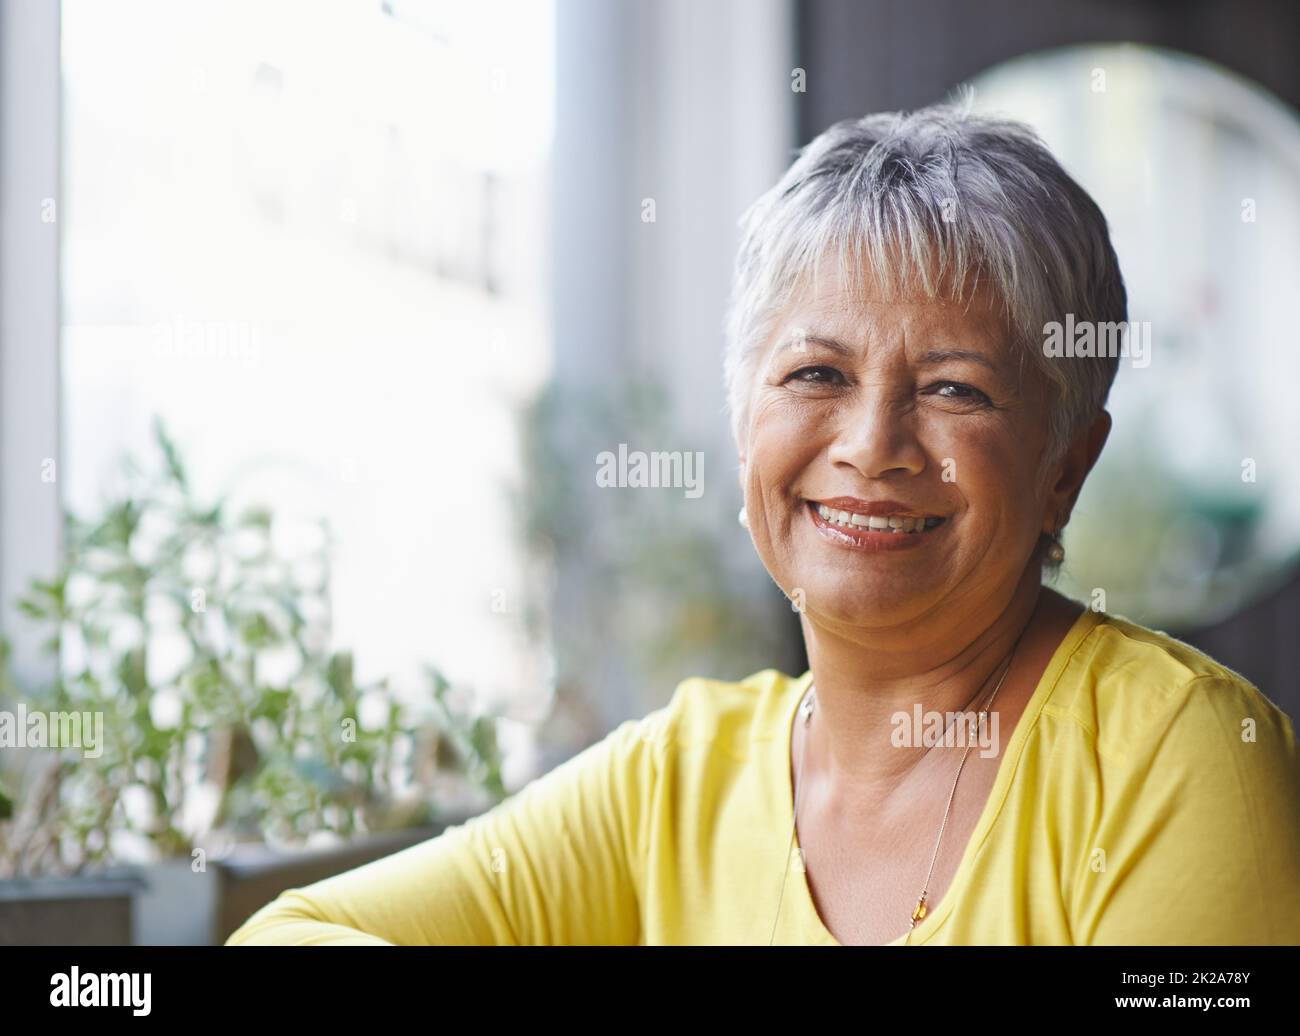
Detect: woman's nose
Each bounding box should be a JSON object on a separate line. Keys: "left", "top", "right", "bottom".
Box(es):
{"left": 824, "top": 386, "right": 927, "bottom": 478}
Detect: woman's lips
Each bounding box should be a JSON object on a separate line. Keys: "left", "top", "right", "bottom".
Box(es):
{"left": 805, "top": 500, "right": 948, "bottom": 551}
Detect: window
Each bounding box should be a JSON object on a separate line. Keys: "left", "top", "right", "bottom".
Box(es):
{"left": 60, "top": 0, "right": 556, "bottom": 756}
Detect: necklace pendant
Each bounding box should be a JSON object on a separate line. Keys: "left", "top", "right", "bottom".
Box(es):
{"left": 910, "top": 894, "right": 928, "bottom": 927}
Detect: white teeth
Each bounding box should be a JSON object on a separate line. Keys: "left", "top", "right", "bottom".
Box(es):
{"left": 814, "top": 504, "right": 942, "bottom": 533}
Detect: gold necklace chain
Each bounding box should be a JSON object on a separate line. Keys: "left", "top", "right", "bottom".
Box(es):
{"left": 768, "top": 627, "right": 1027, "bottom": 946}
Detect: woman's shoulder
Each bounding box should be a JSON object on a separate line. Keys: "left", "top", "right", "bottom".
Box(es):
{"left": 1045, "top": 607, "right": 1296, "bottom": 768}
{"left": 1049, "top": 609, "right": 1300, "bottom": 945}
{"left": 1042, "top": 609, "right": 1300, "bottom": 945}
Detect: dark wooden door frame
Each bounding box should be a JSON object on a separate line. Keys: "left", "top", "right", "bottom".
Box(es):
{"left": 795, "top": 0, "right": 1300, "bottom": 140}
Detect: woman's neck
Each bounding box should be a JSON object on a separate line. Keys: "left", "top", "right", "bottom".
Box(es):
{"left": 798, "top": 567, "right": 1062, "bottom": 794}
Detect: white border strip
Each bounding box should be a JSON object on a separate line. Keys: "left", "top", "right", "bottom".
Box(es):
{"left": 0, "top": 0, "right": 62, "bottom": 688}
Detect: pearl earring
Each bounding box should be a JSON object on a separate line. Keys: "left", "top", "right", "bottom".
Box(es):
{"left": 1047, "top": 522, "right": 1065, "bottom": 563}
{"left": 738, "top": 506, "right": 750, "bottom": 529}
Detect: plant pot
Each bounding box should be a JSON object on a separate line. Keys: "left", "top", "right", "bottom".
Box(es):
{"left": 130, "top": 856, "right": 222, "bottom": 946}
{"left": 0, "top": 874, "right": 144, "bottom": 946}
{"left": 0, "top": 819, "right": 474, "bottom": 945}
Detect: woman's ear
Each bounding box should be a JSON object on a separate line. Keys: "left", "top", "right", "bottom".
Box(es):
{"left": 1044, "top": 409, "right": 1112, "bottom": 533}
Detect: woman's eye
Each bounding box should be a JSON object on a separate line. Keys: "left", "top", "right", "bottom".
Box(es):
{"left": 784, "top": 365, "right": 844, "bottom": 386}
{"left": 931, "top": 381, "right": 992, "bottom": 406}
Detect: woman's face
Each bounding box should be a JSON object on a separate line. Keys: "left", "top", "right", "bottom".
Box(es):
{"left": 739, "top": 261, "right": 1068, "bottom": 631}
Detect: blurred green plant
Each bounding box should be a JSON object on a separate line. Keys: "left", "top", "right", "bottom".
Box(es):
{"left": 0, "top": 420, "right": 504, "bottom": 878}
{"left": 512, "top": 374, "right": 802, "bottom": 726}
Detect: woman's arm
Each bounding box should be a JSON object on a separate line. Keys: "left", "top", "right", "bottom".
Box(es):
{"left": 1073, "top": 674, "right": 1300, "bottom": 945}
{"left": 225, "top": 712, "right": 663, "bottom": 945}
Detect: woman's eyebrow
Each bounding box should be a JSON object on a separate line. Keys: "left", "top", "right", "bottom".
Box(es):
{"left": 915, "top": 348, "right": 1002, "bottom": 375}
{"left": 786, "top": 335, "right": 1003, "bottom": 376}
{"left": 784, "top": 333, "right": 853, "bottom": 355}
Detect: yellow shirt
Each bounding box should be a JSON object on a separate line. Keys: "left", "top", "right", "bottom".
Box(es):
{"left": 226, "top": 606, "right": 1300, "bottom": 945}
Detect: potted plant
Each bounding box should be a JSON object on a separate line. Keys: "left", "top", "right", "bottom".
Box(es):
{"left": 513, "top": 375, "right": 804, "bottom": 739}
{"left": 0, "top": 420, "right": 505, "bottom": 944}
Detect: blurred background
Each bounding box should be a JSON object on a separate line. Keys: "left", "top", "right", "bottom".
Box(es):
{"left": 1, "top": 0, "right": 1297, "bottom": 943}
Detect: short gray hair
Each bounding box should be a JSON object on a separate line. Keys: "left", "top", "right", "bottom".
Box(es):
{"left": 723, "top": 100, "right": 1126, "bottom": 496}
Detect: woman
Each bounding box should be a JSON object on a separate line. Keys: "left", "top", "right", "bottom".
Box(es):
{"left": 227, "top": 102, "right": 1300, "bottom": 946}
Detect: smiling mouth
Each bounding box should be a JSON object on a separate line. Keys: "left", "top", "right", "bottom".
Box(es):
{"left": 807, "top": 501, "right": 947, "bottom": 535}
